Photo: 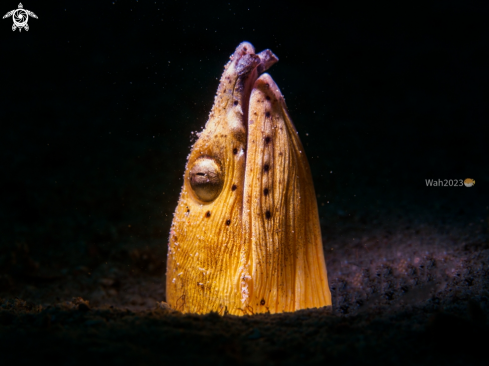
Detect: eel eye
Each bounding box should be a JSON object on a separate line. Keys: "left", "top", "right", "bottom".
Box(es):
{"left": 188, "top": 157, "right": 223, "bottom": 202}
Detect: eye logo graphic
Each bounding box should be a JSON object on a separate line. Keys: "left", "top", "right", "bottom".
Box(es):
{"left": 3, "top": 3, "right": 37, "bottom": 32}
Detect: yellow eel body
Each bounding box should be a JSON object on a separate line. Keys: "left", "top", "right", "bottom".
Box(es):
{"left": 166, "top": 42, "right": 332, "bottom": 315}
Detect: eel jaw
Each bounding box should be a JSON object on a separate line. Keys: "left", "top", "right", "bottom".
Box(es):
{"left": 226, "top": 42, "right": 279, "bottom": 131}
{"left": 239, "top": 72, "right": 332, "bottom": 313}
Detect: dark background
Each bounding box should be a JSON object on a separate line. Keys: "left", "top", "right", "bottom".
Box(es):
{"left": 2, "top": 0, "right": 486, "bottom": 268}
{"left": 0, "top": 1, "right": 488, "bottom": 364}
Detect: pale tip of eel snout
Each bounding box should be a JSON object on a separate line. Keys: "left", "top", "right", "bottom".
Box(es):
{"left": 232, "top": 41, "right": 256, "bottom": 59}
{"left": 253, "top": 73, "right": 284, "bottom": 100}
{"left": 230, "top": 42, "right": 260, "bottom": 77}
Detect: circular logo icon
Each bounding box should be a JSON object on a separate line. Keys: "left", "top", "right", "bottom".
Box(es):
{"left": 12, "top": 9, "right": 28, "bottom": 27}
{"left": 464, "top": 178, "right": 475, "bottom": 187}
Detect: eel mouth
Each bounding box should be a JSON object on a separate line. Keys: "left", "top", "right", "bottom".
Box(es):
{"left": 230, "top": 42, "right": 279, "bottom": 131}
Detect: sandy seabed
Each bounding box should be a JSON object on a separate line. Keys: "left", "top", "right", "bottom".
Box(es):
{"left": 1, "top": 204, "right": 487, "bottom": 366}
